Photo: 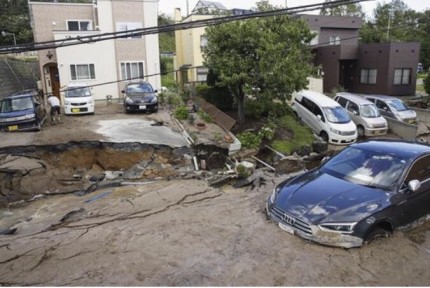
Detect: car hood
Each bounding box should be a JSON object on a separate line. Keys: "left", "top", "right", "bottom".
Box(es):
{"left": 126, "top": 92, "right": 156, "bottom": 101}
{"left": 275, "top": 170, "right": 389, "bottom": 224}
{"left": 396, "top": 109, "right": 416, "bottom": 119}
{"left": 0, "top": 110, "right": 34, "bottom": 118}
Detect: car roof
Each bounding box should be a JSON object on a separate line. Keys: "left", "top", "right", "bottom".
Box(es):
{"left": 351, "top": 139, "right": 430, "bottom": 160}
{"left": 296, "top": 90, "right": 339, "bottom": 107}
{"left": 126, "top": 81, "right": 151, "bottom": 85}
{"left": 5, "top": 89, "right": 38, "bottom": 99}
{"left": 363, "top": 94, "right": 400, "bottom": 101}
{"left": 336, "top": 92, "right": 375, "bottom": 105}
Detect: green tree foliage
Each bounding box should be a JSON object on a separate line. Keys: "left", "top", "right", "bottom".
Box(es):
{"left": 424, "top": 73, "right": 430, "bottom": 95}
{"left": 0, "top": 0, "right": 33, "bottom": 46}
{"left": 158, "top": 13, "right": 175, "bottom": 53}
{"left": 320, "top": 0, "right": 364, "bottom": 17}
{"left": 359, "top": 0, "right": 430, "bottom": 68}
{"left": 203, "top": 1, "right": 314, "bottom": 124}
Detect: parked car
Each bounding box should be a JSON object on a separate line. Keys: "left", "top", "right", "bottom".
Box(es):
{"left": 63, "top": 83, "right": 95, "bottom": 115}
{"left": 122, "top": 81, "right": 158, "bottom": 113}
{"left": 363, "top": 95, "right": 417, "bottom": 124}
{"left": 0, "top": 89, "right": 47, "bottom": 132}
{"left": 334, "top": 92, "right": 388, "bottom": 137}
{"left": 267, "top": 139, "right": 430, "bottom": 248}
{"left": 291, "top": 90, "right": 357, "bottom": 145}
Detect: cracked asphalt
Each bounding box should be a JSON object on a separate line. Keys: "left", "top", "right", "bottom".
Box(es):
{"left": 1, "top": 177, "right": 430, "bottom": 286}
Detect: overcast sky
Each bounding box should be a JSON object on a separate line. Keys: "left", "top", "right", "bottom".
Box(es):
{"left": 159, "top": 0, "right": 430, "bottom": 18}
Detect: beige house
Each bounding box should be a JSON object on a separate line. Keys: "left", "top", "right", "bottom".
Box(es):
{"left": 29, "top": 0, "right": 160, "bottom": 102}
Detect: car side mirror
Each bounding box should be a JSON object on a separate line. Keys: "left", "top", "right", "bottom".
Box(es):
{"left": 383, "top": 107, "right": 388, "bottom": 111}
{"left": 121, "top": 90, "right": 125, "bottom": 94}
{"left": 408, "top": 179, "right": 421, "bottom": 192}
{"left": 353, "top": 110, "right": 359, "bottom": 116}
{"left": 154, "top": 89, "right": 158, "bottom": 93}
{"left": 317, "top": 114, "right": 322, "bottom": 120}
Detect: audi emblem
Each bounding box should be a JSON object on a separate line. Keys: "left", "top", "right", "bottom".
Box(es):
{"left": 282, "top": 213, "right": 295, "bottom": 225}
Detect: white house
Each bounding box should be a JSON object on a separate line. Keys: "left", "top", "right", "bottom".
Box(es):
{"left": 29, "top": 0, "right": 161, "bottom": 103}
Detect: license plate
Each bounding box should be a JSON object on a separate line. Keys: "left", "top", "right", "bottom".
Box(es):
{"left": 279, "top": 222, "right": 295, "bottom": 234}
{"left": 139, "top": 105, "right": 146, "bottom": 109}
{"left": 8, "top": 125, "right": 18, "bottom": 131}
{"left": 72, "top": 108, "right": 80, "bottom": 113}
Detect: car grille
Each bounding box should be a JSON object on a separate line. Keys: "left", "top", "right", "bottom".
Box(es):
{"left": 373, "top": 123, "right": 386, "bottom": 128}
{"left": 71, "top": 102, "right": 87, "bottom": 106}
{"left": 340, "top": 130, "right": 356, "bottom": 136}
{"left": 271, "top": 205, "right": 312, "bottom": 237}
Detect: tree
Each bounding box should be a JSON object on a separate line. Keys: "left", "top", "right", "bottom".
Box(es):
{"left": 158, "top": 13, "right": 175, "bottom": 53}
{"left": 416, "top": 10, "right": 430, "bottom": 70}
{"left": 203, "top": 1, "right": 314, "bottom": 124}
{"left": 320, "top": 0, "right": 364, "bottom": 17}
{"left": 0, "top": 0, "right": 33, "bottom": 46}
{"left": 359, "top": 0, "right": 418, "bottom": 43}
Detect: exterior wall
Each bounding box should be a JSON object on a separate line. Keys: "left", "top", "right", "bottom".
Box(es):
{"left": 315, "top": 45, "right": 341, "bottom": 94}
{"left": 30, "top": 0, "right": 160, "bottom": 101}
{"left": 319, "top": 28, "right": 359, "bottom": 46}
{"left": 386, "top": 42, "right": 420, "bottom": 96}
{"left": 174, "top": 11, "right": 214, "bottom": 83}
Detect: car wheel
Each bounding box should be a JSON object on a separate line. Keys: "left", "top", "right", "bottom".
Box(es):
{"left": 357, "top": 125, "right": 365, "bottom": 138}
{"left": 319, "top": 131, "right": 329, "bottom": 142}
{"left": 363, "top": 227, "right": 389, "bottom": 245}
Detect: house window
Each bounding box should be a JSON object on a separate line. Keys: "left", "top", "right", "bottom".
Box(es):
{"left": 120, "top": 61, "right": 144, "bottom": 80}
{"left": 70, "top": 64, "right": 95, "bottom": 80}
{"left": 394, "top": 68, "right": 411, "bottom": 85}
{"left": 117, "top": 23, "right": 142, "bottom": 39}
{"left": 67, "top": 20, "right": 92, "bottom": 31}
{"left": 329, "top": 36, "right": 340, "bottom": 45}
{"left": 197, "top": 66, "right": 209, "bottom": 82}
{"left": 360, "top": 69, "right": 377, "bottom": 84}
{"left": 200, "top": 35, "right": 208, "bottom": 52}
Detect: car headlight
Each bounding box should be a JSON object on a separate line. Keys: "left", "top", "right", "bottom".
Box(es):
{"left": 151, "top": 96, "right": 158, "bottom": 104}
{"left": 64, "top": 100, "right": 70, "bottom": 105}
{"left": 318, "top": 222, "right": 357, "bottom": 234}
{"left": 330, "top": 128, "right": 341, "bottom": 135}
{"left": 366, "top": 123, "right": 374, "bottom": 128}
{"left": 270, "top": 185, "right": 282, "bottom": 203}
{"left": 125, "top": 97, "right": 134, "bottom": 104}
{"left": 88, "top": 99, "right": 94, "bottom": 104}
{"left": 25, "top": 113, "right": 36, "bottom": 119}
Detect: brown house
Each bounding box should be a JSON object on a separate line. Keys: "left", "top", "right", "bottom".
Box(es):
{"left": 303, "top": 14, "right": 420, "bottom": 96}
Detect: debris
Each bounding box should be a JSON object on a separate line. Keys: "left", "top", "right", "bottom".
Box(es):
{"left": 264, "top": 145, "right": 286, "bottom": 158}
{"left": 60, "top": 208, "right": 88, "bottom": 222}
{"left": 85, "top": 191, "right": 112, "bottom": 203}
{"left": 120, "top": 181, "right": 156, "bottom": 186}
{"left": 0, "top": 227, "right": 17, "bottom": 235}
{"left": 251, "top": 156, "right": 276, "bottom": 172}
{"left": 151, "top": 121, "right": 164, "bottom": 126}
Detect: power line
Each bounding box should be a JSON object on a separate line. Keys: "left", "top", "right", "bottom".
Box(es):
{"left": 0, "top": 0, "right": 371, "bottom": 54}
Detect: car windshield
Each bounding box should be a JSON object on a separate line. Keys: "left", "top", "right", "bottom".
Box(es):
{"left": 360, "top": 104, "right": 380, "bottom": 118}
{"left": 322, "top": 106, "right": 351, "bottom": 123}
{"left": 321, "top": 147, "right": 407, "bottom": 190}
{"left": 387, "top": 99, "right": 408, "bottom": 111}
{"left": 126, "top": 83, "right": 153, "bottom": 93}
{"left": 0, "top": 97, "right": 33, "bottom": 113}
{"left": 65, "top": 87, "right": 91, "bottom": 97}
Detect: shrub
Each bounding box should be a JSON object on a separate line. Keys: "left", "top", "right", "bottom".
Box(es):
{"left": 174, "top": 105, "right": 189, "bottom": 120}
{"left": 424, "top": 73, "right": 430, "bottom": 95}
{"left": 237, "top": 131, "right": 262, "bottom": 149}
{"left": 197, "top": 84, "right": 234, "bottom": 110}
{"left": 198, "top": 110, "right": 212, "bottom": 123}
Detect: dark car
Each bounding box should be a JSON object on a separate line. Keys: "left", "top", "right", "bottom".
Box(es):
{"left": 122, "top": 81, "right": 158, "bottom": 113}
{"left": 267, "top": 140, "right": 430, "bottom": 248}
{"left": 0, "top": 89, "right": 47, "bottom": 132}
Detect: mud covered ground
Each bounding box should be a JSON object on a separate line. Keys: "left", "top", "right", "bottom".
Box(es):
{"left": 1, "top": 103, "right": 430, "bottom": 286}
{"left": 1, "top": 177, "right": 430, "bottom": 286}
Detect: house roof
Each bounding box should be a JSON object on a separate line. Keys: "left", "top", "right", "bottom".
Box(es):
{"left": 192, "top": 0, "right": 227, "bottom": 12}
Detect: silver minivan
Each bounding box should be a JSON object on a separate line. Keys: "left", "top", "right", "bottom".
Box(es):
{"left": 363, "top": 95, "right": 416, "bottom": 124}
{"left": 334, "top": 92, "right": 387, "bottom": 137}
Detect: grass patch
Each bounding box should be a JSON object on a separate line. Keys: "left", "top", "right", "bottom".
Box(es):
{"left": 271, "top": 114, "right": 314, "bottom": 155}
{"left": 161, "top": 57, "right": 175, "bottom": 88}
{"left": 416, "top": 84, "right": 425, "bottom": 94}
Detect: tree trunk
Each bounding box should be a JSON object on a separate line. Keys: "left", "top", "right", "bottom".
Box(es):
{"left": 235, "top": 85, "right": 245, "bottom": 125}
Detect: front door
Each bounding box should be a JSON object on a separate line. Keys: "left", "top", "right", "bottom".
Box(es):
{"left": 49, "top": 66, "right": 60, "bottom": 97}
{"left": 339, "top": 60, "right": 356, "bottom": 91}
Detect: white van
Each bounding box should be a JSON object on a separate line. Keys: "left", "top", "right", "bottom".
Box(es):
{"left": 63, "top": 83, "right": 95, "bottom": 115}
{"left": 292, "top": 90, "right": 357, "bottom": 145}
{"left": 334, "top": 92, "right": 388, "bottom": 137}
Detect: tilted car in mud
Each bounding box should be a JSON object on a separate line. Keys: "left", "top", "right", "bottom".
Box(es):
{"left": 267, "top": 140, "right": 430, "bottom": 248}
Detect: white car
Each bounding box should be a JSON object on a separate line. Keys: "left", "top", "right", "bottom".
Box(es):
{"left": 292, "top": 90, "right": 357, "bottom": 145}
{"left": 63, "top": 83, "right": 95, "bottom": 115}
